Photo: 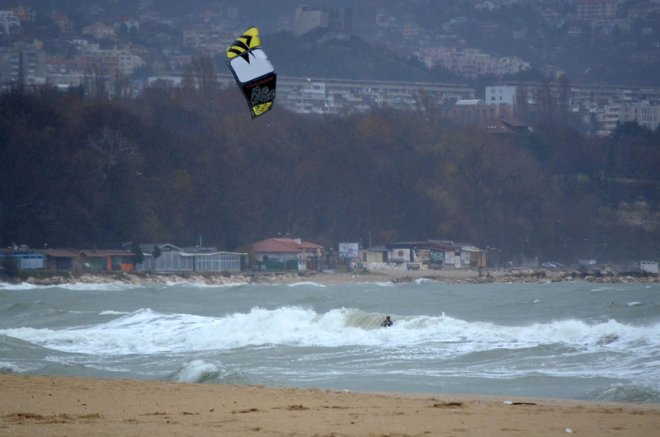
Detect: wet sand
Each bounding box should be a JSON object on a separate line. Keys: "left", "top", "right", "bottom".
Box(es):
{"left": 1, "top": 374, "right": 658, "bottom": 436}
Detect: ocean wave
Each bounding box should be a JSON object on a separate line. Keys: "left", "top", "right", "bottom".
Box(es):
{"left": 99, "top": 310, "right": 131, "bottom": 316}
{"left": 168, "top": 359, "right": 249, "bottom": 384}
{"left": 0, "top": 362, "right": 17, "bottom": 374}
{"left": 586, "top": 383, "right": 660, "bottom": 403}
{"left": 287, "top": 281, "right": 327, "bottom": 288}
{"left": 0, "top": 282, "right": 42, "bottom": 291}
{"left": 1, "top": 306, "right": 657, "bottom": 358}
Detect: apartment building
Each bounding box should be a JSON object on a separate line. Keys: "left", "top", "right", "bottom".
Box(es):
{"left": 274, "top": 76, "right": 474, "bottom": 115}
{"left": 0, "top": 42, "right": 46, "bottom": 87}
{"left": 292, "top": 6, "right": 352, "bottom": 37}
{"left": 577, "top": 0, "right": 617, "bottom": 21}
{"left": 77, "top": 45, "right": 145, "bottom": 76}
{"left": 418, "top": 47, "right": 529, "bottom": 79}
{"left": 486, "top": 82, "right": 660, "bottom": 134}
{"left": 0, "top": 10, "right": 20, "bottom": 35}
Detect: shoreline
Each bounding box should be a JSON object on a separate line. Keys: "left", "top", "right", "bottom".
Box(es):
{"left": 1, "top": 374, "right": 658, "bottom": 436}
{"left": 4, "top": 266, "right": 658, "bottom": 287}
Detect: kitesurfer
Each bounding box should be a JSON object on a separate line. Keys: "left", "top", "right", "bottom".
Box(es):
{"left": 381, "top": 316, "right": 393, "bottom": 328}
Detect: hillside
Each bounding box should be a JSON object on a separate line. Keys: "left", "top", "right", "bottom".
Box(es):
{"left": 0, "top": 86, "right": 658, "bottom": 264}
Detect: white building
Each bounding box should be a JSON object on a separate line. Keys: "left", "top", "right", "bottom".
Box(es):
{"left": 620, "top": 102, "right": 660, "bottom": 131}
{"left": 485, "top": 85, "right": 517, "bottom": 105}
{"left": 0, "top": 42, "right": 46, "bottom": 87}
{"left": 292, "top": 6, "right": 329, "bottom": 37}
{"left": 209, "top": 74, "right": 475, "bottom": 115}
{"left": 0, "top": 11, "right": 21, "bottom": 35}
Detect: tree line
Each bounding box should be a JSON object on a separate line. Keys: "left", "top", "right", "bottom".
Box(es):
{"left": 1, "top": 79, "right": 658, "bottom": 265}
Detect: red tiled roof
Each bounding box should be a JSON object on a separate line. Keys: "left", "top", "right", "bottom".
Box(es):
{"left": 252, "top": 238, "right": 324, "bottom": 253}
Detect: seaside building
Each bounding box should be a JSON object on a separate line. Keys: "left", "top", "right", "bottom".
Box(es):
{"left": 251, "top": 237, "right": 325, "bottom": 272}
{"left": 385, "top": 240, "right": 486, "bottom": 270}
{"left": 0, "top": 247, "right": 45, "bottom": 270}
{"left": 133, "top": 243, "right": 245, "bottom": 273}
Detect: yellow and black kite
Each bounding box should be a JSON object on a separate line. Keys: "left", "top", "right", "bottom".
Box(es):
{"left": 226, "top": 27, "right": 276, "bottom": 118}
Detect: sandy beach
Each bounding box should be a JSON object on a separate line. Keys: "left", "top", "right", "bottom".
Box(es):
{"left": 0, "top": 374, "right": 658, "bottom": 436}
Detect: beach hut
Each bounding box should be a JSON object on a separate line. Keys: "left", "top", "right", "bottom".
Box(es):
{"left": 251, "top": 237, "right": 325, "bottom": 272}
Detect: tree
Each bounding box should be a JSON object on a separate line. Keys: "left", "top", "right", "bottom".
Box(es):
{"left": 151, "top": 246, "right": 161, "bottom": 272}
{"left": 131, "top": 242, "right": 144, "bottom": 266}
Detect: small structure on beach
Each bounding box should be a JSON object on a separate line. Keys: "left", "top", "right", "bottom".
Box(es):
{"left": 40, "top": 249, "right": 134, "bottom": 272}
{"left": 386, "top": 240, "right": 486, "bottom": 270}
{"left": 0, "top": 247, "right": 46, "bottom": 270}
{"left": 132, "top": 243, "right": 245, "bottom": 273}
{"left": 640, "top": 260, "right": 658, "bottom": 274}
{"left": 251, "top": 237, "right": 325, "bottom": 272}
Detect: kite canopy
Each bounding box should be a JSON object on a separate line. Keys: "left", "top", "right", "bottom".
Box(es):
{"left": 226, "top": 27, "right": 276, "bottom": 118}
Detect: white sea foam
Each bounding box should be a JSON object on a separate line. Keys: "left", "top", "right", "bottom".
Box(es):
{"left": 287, "top": 281, "right": 327, "bottom": 288}
{"left": 172, "top": 359, "right": 220, "bottom": 383}
{"left": 0, "top": 282, "right": 41, "bottom": 291}
{"left": 2, "top": 306, "right": 658, "bottom": 361}
{"left": 0, "top": 361, "right": 19, "bottom": 373}
{"left": 99, "top": 310, "right": 130, "bottom": 315}
{"left": 161, "top": 280, "right": 246, "bottom": 288}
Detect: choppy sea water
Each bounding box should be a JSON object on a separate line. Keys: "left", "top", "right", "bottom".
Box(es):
{"left": 1, "top": 278, "right": 658, "bottom": 403}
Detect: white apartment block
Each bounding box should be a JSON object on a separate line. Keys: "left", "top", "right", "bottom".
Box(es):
{"left": 210, "top": 74, "right": 474, "bottom": 115}
{"left": 292, "top": 6, "right": 329, "bottom": 37}
{"left": 418, "top": 47, "right": 529, "bottom": 79}
{"left": 79, "top": 46, "right": 145, "bottom": 75}
{"left": 0, "top": 10, "right": 21, "bottom": 34}
{"left": 620, "top": 102, "right": 660, "bottom": 131}
{"left": 577, "top": 0, "right": 617, "bottom": 21}
{"left": 485, "top": 85, "right": 517, "bottom": 105}
{"left": 275, "top": 77, "right": 474, "bottom": 115}
{"left": 0, "top": 43, "right": 46, "bottom": 87}
{"left": 486, "top": 82, "right": 660, "bottom": 134}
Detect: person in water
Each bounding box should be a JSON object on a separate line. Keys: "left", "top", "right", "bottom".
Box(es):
{"left": 381, "top": 316, "right": 393, "bottom": 328}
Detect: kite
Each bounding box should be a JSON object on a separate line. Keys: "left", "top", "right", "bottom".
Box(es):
{"left": 226, "top": 27, "right": 277, "bottom": 119}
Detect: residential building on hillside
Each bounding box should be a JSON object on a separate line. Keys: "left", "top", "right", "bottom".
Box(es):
{"left": 486, "top": 82, "right": 660, "bottom": 134}
{"left": 292, "top": 6, "right": 351, "bottom": 37}
{"left": 268, "top": 76, "right": 474, "bottom": 115}
{"left": 577, "top": 0, "right": 617, "bottom": 21}
{"left": 63, "top": 44, "right": 145, "bottom": 76}
{"left": 0, "top": 42, "right": 46, "bottom": 87}
{"left": 82, "top": 22, "right": 116, "bottom": 40}
{"left": 0, "top": 10, "right": 21, "bottom": 35}
{"left": 600, "top": 102, "right": 660, "bottom": 132}
{"left": 486, "top": 85, "right": 516, "bottom": 105}
{"left": 447, "top": 99, "right": 514, "bottom": 127}
{"left": 183, "top": 26, "right": 235, "bottom": 55}
{"left": 417, "top": 47, "right": 530, "bottom": 79}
